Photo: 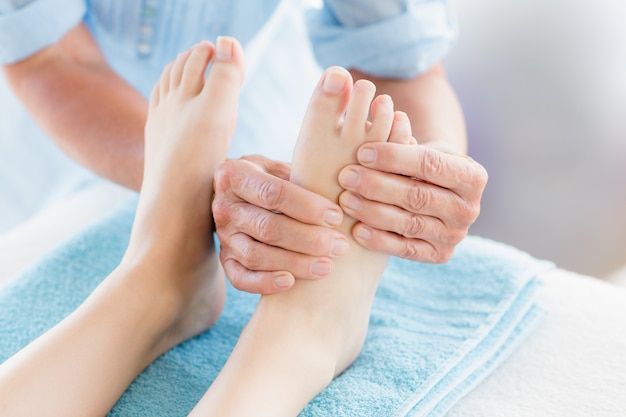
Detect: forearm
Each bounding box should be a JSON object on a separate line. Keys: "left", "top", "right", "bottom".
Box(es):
{"left": 2, "top": 24, "right": 147, "bottom": 191}
{"left": 349, "top": 63, "right": 467, "bottom": 154}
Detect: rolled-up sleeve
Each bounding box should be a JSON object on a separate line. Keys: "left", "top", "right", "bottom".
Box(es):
{"left": 306, "top": 0, "right": 457, "bottom": 79}
{"left": 0, "top": 0, "right": 86, "bottom": 64}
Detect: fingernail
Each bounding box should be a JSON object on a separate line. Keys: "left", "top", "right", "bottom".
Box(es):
{"left": 358, "top": 147, "right": 376, "bottom": 164}
{"left": 311, "top": 261, "right": 332, "bottom": 277}
{"left": 322, "top": 68, "right": 347, "bottom": 94}
{"left": 355, "top": 225, "right": 373, "bottom": 241}
{"left": 330, "top": 238, "right": 349, "bottom": 256}
{"left": 215, "top": 36, "right": 233, "bottom": 61}
{"left": 274, "top": 274, "right": 293, "bottom": 289}
{"left": 339, "top": 169, "right": 359, "bottom": 189}
{"left": 324, "top": 209, "right": 342, "bottom": 226}
{"left": 342, "top": 193, "right": 361, "bottom": 211}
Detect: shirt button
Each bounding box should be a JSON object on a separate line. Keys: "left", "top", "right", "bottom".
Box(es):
{"left": 140, "top": 24, "right": 153, "bottom": 37}
{"left": 137, "top": 41, "right": 152, "bottom": 55}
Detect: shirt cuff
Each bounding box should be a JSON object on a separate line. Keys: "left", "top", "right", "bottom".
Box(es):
{"left": 0, "top": 0, "right": 86, "bottom": 64}
{"left": 306, "top": 0, "right": 458, "bottom": 79}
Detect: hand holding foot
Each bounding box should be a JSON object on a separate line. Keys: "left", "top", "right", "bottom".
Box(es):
{"left": 192, "top": 67, "right": 396, "bottom": 417}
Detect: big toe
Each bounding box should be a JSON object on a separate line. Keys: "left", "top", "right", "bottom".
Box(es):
{"left": 300, "top": 67, "right": 353, "bottom": 137}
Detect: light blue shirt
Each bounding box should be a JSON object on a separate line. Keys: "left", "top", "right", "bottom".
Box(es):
{"left": 0, "top": 0, "right": 457, "bottom": 232}
{"left": 0, "top": 0, "right": 457, "bottom": 77}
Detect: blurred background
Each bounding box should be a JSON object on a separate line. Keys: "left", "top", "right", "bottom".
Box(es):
{"left": 443, "top": 0, "right": 626, "bottom": 278}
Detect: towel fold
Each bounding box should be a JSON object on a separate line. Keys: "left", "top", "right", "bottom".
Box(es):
{"left": 0, "top": 199, "right": 551, "bottom": 416}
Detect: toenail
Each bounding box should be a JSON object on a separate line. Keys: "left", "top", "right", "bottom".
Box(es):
{"left": 339, "top": 169, "right": 360, "bottom": 189}
{"left": 324, "top": 209, "right": 343, "bottom": 226}
{"left": 215, "top": 36, "right": 233, "bottom": 61}
{"left": 275, "top": 274, "right": 293, "bottom": 289}
{"left": 355, "top": 225, "right": 373, "bottom": 241}
{"left": 322, "top": 69, "right": 347, "bottom": 94}
{"left": 311, "top": 261, "right": 333, "bottom": 277}
{"left": 357, "top": 147, "right": 376, "bottom": 164}
{"left": 342, "top": 193, "right": 362, "bottom": 211}
{"left": 330, "top": 238, "right": 349, "bottom": 256}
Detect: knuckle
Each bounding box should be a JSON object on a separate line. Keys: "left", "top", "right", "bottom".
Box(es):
{"left": 400, "top": 240, "right": 421, "bottom": 260}
{"left": 448, "top": 228, "right": 468, "bottom": 245}
{"left": 256, "top": 178, "right": 286, "bottom": 210}
{"left": 228, "top": 269, "right": 245, "bottom": 290}
{"left": 211, "top": 198, "right": 230, "bottom": 225}
{"left": 404, "top": 183, "right": 430, "bottom": 212}
{"left": 221, "top": 256, "right": 244, "bottom": 289}
{"left": 213, "top": 161, "right": 232, "bottom": 191}
{"left": 457, "top": 201, "right": 481, "bottom": 226}
{"left": 471, "top": 162, "right": 489, "bottom": 188}
{"left": 250, "top": 211, "right": 276, "bottom": 243}
{"left": 459, "top": 160, "right": 488, "bottom": 193}
{"left": 419, "top": 149, "right": 445, "bottom": 179}
{"left": 230, "top": 237, "right": 264, "bottom": 269}
{"left": 212, "top": 200, "right": 241, "bottom": 233}
{"left": 405, "top": 214, "right": 427, "bottom": 238}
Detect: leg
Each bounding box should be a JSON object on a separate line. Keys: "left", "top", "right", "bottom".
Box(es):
{"left": 0, "top": 37, "right": 245, "bottom": 416}
{"left": 191, "top": 67, "right": 395, "bottom": 416}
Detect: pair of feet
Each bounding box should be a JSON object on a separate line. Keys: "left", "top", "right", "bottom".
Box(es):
{"left": 129, "top": 37, "right": 412, "bottom": 415}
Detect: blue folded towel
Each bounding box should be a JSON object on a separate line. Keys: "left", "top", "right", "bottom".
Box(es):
{"left": 0, "top": 199, "right": 551, "bottom": 416}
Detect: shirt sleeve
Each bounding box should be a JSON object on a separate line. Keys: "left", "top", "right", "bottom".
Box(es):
{"left": 306, "top": 0, "right": 458, "bottom": 79}
{"left": 0, "top": 0, "right": 86, "bottom": 64}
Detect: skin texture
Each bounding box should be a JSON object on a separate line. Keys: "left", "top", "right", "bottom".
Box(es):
{"left": 3, "top": 22, "right": 487, "bottom": 295}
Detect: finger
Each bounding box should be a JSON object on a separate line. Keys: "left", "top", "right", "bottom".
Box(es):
{"left": 216, "top": 159, "right": 344, "bottom": 227}
{"left": 350, "top": 223, "right": 454, "bottom": 264}
{"left": 339, "top": 190, "right": 466, "bottom": 245}
{"left": 221, "top": 251, "right": 295, "bottom": 294}
{"left": 338, "top": 165, "right": 479, "bottom": 227}
{"left": 214, "top": 200, "right": 349, "bottom": 258}
{"left": 356, "top": 142, "right": 488, "bottom": 197}
{"left": 223, "top": 232, "right": 337, "bottom": 280}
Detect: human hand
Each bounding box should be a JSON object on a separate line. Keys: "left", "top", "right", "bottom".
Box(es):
{"left": 337, "top": 141, "right": 488, "bottom": 263}
{"left": 212, "top": 155, "right": 349, "bottom": 294}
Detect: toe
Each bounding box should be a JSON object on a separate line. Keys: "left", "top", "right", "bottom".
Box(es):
{"left": 388, "top": 111, "right": 414, "bottom": 144}
{"left": 170, "top": 49, "right": 193, "bottom": 90}
{"left": 300, "top": 66, "right": 353, "bottom": 137}
{"left": 199, "top": 37, "right": 246, "bottom": 129}
{"left": 149, "top": 83, "right": 160, "bottom": 109}
{"left": 181, "top": 41, "right": 215, "bottom": 95}
{"left": 367, "top": 94, "right": 394, "bottom": 143}
{"left": 159, "top": 61, "right": 174, "bottom": 97}
{"left": 202, "top": 37, "right": 245, "bottom": 94}
{"left": 342, "top": 79, "right": 376, "bottom": 141}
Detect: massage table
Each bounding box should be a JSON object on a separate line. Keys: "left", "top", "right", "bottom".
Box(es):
{"left": 1, "top": 181, "right": 624, "bottom": 416}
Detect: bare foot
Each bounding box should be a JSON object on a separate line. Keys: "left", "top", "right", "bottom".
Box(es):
{"left": 192, "top": 67, "right": 394, "bottom": 417}
{"left": 0, "top": 38, "right": 246, "bottom": 417}
{"left": 124, "top": 36, "right": 245, "bottom": 355}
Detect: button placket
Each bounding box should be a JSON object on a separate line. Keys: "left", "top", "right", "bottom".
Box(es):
{"left": 136, "top": 0, "right": 159, "bottom": 58}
